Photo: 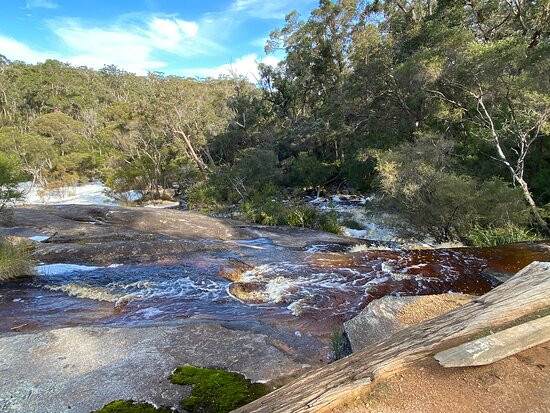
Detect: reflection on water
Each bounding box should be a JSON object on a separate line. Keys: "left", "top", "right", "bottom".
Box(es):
{"left": 1, "top": 242, "right": 548, "bottom": 337}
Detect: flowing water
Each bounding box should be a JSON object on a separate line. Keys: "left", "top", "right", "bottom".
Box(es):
{"left": 2, "top": 240, "right": 548, "bottom": 337}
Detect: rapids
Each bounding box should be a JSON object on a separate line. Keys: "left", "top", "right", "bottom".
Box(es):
{"left": 2, "top": 240, "right": 548, "bottom": 337}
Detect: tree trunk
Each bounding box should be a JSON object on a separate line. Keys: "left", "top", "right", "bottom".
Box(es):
{"left": 234, "top": 261, "right": 550, "bottom": 412}
{"left": 516, "top": 175, "right": 550, "bottom": 235}
{"left": 174, "top": 129, "right": 208, "bottom": 173}
{"left": 477, "top": 97, "right": 550, "bottom": 235}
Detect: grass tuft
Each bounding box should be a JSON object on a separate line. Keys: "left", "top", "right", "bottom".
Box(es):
{"left": 466, "top": 224, "right": 541, "bottom": 247}
{"left": 0, "top": 237, "right": 35, "bottom": 282}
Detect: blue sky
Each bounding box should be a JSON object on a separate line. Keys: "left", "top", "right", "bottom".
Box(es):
{"left": 0, "top": 0, "right": 318, "bottom": 80}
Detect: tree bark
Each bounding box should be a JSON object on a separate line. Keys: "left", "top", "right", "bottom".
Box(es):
{"left": 477, "top": 96, "right": 550, "bottom": 235}
{"left": 173, "top": 128, "right": 208, "bottom": 173}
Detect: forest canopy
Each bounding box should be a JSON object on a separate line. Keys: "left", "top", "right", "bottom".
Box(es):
{"left": 0, "top": 0, "right": 549, "bottom": 242}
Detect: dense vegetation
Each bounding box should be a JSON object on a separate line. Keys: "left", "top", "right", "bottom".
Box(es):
{"left": 0, "top": 0, "right": 549, "bottom": 242}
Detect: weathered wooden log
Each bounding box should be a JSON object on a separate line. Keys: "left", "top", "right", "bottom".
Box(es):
{"left": 435, "top": 314, "right": 550, "bottom": 367}
{"left": 234, "top": 261, "right": 550, "bottom": 413}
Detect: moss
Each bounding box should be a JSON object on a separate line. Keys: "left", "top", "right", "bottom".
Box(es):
{"left": 330, "top": 327, "right": 352, "bottom": 361}
{"left": 169, "top": 366, "right": 270, "bottom": 413}
{"left": 91, "top": 400, "right": 172, "bottom": 413}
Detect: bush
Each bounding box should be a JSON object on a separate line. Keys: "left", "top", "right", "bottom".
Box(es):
{"left": 375, "top": 138, "right": 530, "bottom": 241}
{"left": 186, "top": 181, "right": 225, "bottom": 212}
{"left": 0, "top": 238, "right": 35, "bottom": 282}
{"left": 230, "top": 148, "right": 281, "bottom": 195}
{"left": 287, "top": 153, "right": 336, "bottom": 192}
{"left": 240, "top": 198, "right": 342, "bottom": 234}
{"left": 465, "top": 224, "right": 541, "bottom": 247}
{"left": 0, "top": 152, "right": 24, "bottom": 210}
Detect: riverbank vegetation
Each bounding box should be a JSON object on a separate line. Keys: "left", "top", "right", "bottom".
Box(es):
{"left": 0, "top": 0, "right": 548, "bottom": 243}
{"left": 0, "top": 237, "right": 34, "bottom": 282}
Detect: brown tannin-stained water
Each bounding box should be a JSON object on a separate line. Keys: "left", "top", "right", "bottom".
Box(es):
{"left": 1, "top": 241, "right": 549, "bottom": 338}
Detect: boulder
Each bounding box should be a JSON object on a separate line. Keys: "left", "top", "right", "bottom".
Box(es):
{"left": 343, "top": 294, "right": 476, "bottom": 352}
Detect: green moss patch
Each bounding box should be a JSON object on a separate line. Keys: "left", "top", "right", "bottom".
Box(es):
{"left": 169, "top": 366, "right": 270, "bottom": 413}
{"left": 91, "top": 400, "right": 172, "bottom": 413}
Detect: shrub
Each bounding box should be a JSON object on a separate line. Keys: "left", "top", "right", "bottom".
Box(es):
{"left": 375, "top": 137, "right": 530, "bottom": 241}
{"left": 0, "top": 237, "right": 35, "bottom": 282}
{"left": 240, "top": 199, "right": 342, "bottom": 234}
{"left": 230, "top": 148, "right": 281, "bottom": 196}
{"left": 186, "top": 181, "right": 224, "bottom": 212}
{"left": 466, "top": 224, "right": 541, "bottom": 247}
{"left": 287, "top": 153, "right": 336, "bottom": 193}
{"left": 0, "top": 152, "right": 24, "bottom": 210}
{"left": 321, "top": 212, "right": 343, "bottom": 234}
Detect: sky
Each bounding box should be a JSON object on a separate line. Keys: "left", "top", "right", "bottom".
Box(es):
{"left": 0, "top": 0, "right": 318, "bottom": 81}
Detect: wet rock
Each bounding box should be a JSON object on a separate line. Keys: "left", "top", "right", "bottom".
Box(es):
{"left": 0, "top": 323, "right": 308, "bottom": 413}
{"left": 228, "top": 282, "right": 269, "bottom": 304}
{"left": 0, "top": 205, "right": 360, "bottom": 265}
{"left": 343, "top": 294, "right": 476, "bottom": 352}
{"left": 480, "top": 268, "right": 515, "bottom": 287}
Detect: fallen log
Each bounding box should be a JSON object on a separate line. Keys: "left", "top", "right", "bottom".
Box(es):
{"left": 234, "top": 261, "right": 550, "bottom": 413}
{"left": 435, "top": 313, "right": 550, "bottom": 367}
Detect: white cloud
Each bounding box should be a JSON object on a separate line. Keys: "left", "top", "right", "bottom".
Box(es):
{"left": 229, "top": 0, "right": 310, "bottom": 19}
{"left": 250, "top": 37, "right": 268, "bottom": 48}
{"left": 181, "top": 53, "right": 280, "bottom": 82}
{"left": 26, "top": 0, "right": 58, "bottom": 9}
{"left": 52, "top": 21, "right": 166, "bottom": 73}
{"left": 147, "top": 17, "right": 199, "bottom": 49}
{"left": 0, "top": 35, "right": 58, "bottom": 63}
{"left": 46, "top": 16, "right": 223, "bottom": 74}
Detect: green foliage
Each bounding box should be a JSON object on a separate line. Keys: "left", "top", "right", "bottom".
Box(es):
{"left": 340, "top": 218, "right": 363, "bottom": 230}
{"left": 466, "top": 224, "right": 542, "bottom": 247}
{"left": 0, "top": 237, "right": 35, "bottom": 282}
{"left": 1, "top": 0, "right": 549, "bottom": 237}
{"left": 338, "top": 157, "right": 376, "bottom": 193}
{"left": 320, "top": 212, "right": 342, "bottom": 234}
{"left": 231, "top": 148, "right": 281, "bottom": 194}
{"left": 287, "top": 153, "right": 335, "bottom": 190}
{"left": 169, "top": 366, "right": 270, "bottom": 413}
{"left": 376, "top": 138, "right": 530, "bottom": 241}
{"left": 185, "top": 180, "right": 224, "bottom": 212}
{"left": 0, "top": 152, "right": 23, "bottom": 209}
{"left": 240, "top": 196, "right": 342, "bottom": 234}
{"left": 91, "top": 400, "right": 171, "bottom": 413}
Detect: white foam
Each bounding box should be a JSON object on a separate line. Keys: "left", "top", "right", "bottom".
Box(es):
{"left": 44, "top": 284, "right": 121, "bottom": 302}
{"left": 28, "top": 235, "right": 50, "bottom": 242}
{"left": 343, "top": 228, "right": 368, "bottom": 238}
{"left": 348, "top": 244, "right": 393, "bottom": 253}
{"left": 17, "top": 181, "right": 142, "bottom": 206}
{"left": 35, "top": 263, "right": 101, "bottom": 276}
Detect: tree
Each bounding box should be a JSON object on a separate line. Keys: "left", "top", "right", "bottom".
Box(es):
{"left": 0, "top": 152, "right": 23, "bottom": 210}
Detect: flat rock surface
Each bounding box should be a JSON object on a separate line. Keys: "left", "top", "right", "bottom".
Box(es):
{"left": 0, "top": 323, "right": 309, "bottom": 413}
{"left": 0, "top": 205, "right": 360, "bottom": 264}
{"left": 343, "top": 294, "right": 475, "bottom": 352}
